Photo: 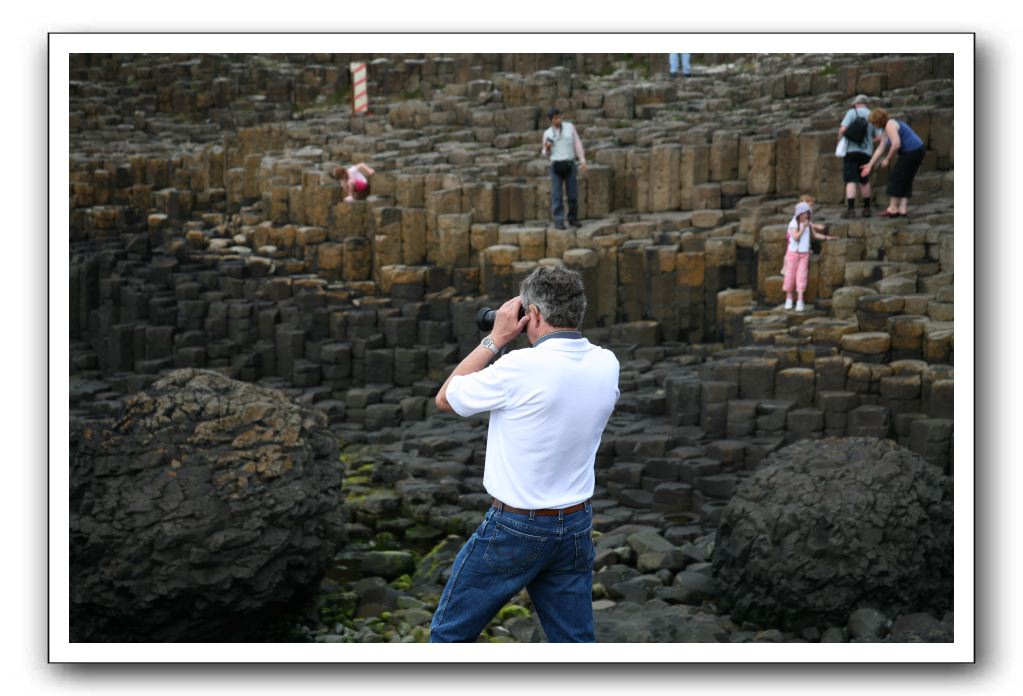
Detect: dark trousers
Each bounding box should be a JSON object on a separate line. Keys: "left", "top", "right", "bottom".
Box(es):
{"left": 887, "top": 148, "right": 926, "bottom": 198}
{"left": 429, "top": 504, "right": 596, "bottom": 643}
{"left": 550, "top": 161, "right": 578, "bottom": 225}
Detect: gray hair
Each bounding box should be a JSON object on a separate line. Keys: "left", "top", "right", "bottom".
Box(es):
{"left": 519, "top": 266, "right": 587, "bottom": 328}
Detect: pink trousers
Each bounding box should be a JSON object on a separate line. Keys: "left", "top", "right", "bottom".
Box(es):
{"left": 782, "top": 250, "right": 810, "bottom": 293}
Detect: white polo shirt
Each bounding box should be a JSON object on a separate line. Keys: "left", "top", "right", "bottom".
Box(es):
{"left": 445, "top": 336, "right": 620, "bottom": 510}
{"left": 540, "top": 121, "right": 587, "bottom": 165}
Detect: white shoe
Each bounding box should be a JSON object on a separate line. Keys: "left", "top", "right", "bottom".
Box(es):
{"left": 796, "top": 300, "right": 805, "bottom": 312}
{"left": 784, "top": 298, "right": 793, "bottom": 310}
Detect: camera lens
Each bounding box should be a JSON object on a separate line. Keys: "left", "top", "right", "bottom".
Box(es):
{"left": 475, "top": 305, "right": 526, "bottom": 332}
{"left": 475, "top": 307, "right": 497, "bottom": 332}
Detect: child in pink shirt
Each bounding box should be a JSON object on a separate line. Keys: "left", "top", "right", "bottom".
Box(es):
{"left": 332, "top": 163, "right": 375, "bottom": 201}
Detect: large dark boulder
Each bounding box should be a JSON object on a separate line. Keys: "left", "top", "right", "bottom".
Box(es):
{"left": 70, "top": 369, "right": 345, "bottom": 641}
{"left": 712, "top": 437, "right": 952, "bottom": 631}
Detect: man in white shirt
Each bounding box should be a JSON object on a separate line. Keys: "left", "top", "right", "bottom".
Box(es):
{"left": 541, "top": 108, "right": 588, "bottom": 230}
{"left": 429, "top": 266, "right": 620, "bottom": 643}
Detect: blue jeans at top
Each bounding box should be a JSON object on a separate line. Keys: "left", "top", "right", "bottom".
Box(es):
{"left": 429, "top": 503, "right": 596, "bottom": 643}
{"left": 550, "top": 162, "right": 579, "bottom": 226}
{"left": 669, "top": 53, "right": 691, "bottom": 75}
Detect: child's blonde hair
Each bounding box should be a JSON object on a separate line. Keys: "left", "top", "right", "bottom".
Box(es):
{"left": 799, "top": 194, "right": 815, "bottom": 206}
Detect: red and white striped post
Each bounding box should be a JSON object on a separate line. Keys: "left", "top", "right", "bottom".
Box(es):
{"left": 350, "top": 62, "right": 368, "bottom": 115}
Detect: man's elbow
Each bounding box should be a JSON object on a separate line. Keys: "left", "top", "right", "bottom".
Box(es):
{"left": 435, "top": 392, "right": 454, "bottom": 413}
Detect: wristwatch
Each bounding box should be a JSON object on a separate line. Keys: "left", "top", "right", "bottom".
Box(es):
{"left": 481, "top": 336, "right": 500, "bottom": 355}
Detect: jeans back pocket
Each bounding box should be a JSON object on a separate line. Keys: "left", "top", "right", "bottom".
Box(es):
{"left": 483, "top": 521, "right": 546, "bottom": 575}
{"left": 573, "top": 524, "right": 595, "bottom": 572}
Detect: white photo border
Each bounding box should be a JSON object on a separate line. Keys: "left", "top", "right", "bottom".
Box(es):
{"left": 50, "top": 32, "right": 974, "bottom": 664}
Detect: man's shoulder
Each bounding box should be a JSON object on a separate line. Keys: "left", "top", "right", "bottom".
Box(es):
{"left": 587, "top": 341, "right": 618, "bottom": 360}
{"left": 509, "top": 340, "right": 617, "bottom": 361}
{"left": 490, "top": 347, "right": 542, "bottom": 374}
{"left": 568, "top": 340, "right": 620, "bottom": 368}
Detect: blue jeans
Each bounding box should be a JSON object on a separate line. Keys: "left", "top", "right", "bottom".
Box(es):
{"left": 550, "top": 162, "right": 578, "bottom": 226}
{"left": 669, "top": 53, "right": 691, "bottom": 76}
{"left": 429, "top": 503, "right": 596, "bottom": 643}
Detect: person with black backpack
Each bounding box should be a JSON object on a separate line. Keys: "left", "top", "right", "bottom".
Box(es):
{"left": 838, "top": 94, "right": 879, "bottom": 219}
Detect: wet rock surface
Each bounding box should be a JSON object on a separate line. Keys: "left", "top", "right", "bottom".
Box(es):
{"left": 70, "top": 369, "right": 344, "bottom": 641}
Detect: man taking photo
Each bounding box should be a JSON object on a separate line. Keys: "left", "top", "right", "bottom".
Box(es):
{"left": 429, "top": 266, "right": 620, "bottom": 643}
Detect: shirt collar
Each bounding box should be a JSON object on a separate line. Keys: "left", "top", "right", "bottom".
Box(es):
{"left": 532, "top": 330, "right": 583, "bottom": 348}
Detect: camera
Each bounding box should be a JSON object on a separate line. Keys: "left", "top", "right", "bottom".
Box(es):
{"left": 475, "top": 305, "right": 525, "bottom": 332}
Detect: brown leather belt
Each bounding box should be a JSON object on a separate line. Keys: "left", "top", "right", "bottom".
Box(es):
{"left": 491, "top": 498, "right": 588, "bottom": 516}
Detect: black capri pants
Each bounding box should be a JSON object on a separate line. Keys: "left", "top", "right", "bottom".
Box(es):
{"left": 886, "top": 148, "right": 926, "bottom": 198}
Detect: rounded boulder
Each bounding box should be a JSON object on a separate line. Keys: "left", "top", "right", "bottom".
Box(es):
{"left": 712, "top": 437, "right": 952, "bottom": 631}
{"left": 70, "top": 369, "right": 345, "bottom": 641}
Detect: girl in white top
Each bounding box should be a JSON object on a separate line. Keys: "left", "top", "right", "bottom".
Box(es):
{"left": 782, "top": 200, "right": 836, "bottom": 312}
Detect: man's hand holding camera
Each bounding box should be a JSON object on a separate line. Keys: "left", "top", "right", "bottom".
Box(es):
{"left": 490, "top": 296, "right": 531, "bottom": 350}
{"left": 436, "top": 296, "right": 529, "bottom": 413}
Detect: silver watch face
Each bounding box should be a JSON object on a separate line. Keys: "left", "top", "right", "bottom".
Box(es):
{"left": 482, "top": 336, "right": 496, "bottom": 351}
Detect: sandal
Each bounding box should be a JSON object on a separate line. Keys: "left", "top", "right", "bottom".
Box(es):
{"left": 878, "top": 210, "right": 900, "bottom": 218}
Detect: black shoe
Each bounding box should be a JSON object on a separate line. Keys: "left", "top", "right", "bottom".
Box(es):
{"left": 861, "top": 207, "right": 872, "bottom": 218}
{"left": 554, "top": 223, "right": 566, "bottom": 230}
{"left": 840, "top": 209, "right": 856, "bottom": 220}
{"left": 568, "top": 220, "right": 582, "bottom": 228}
